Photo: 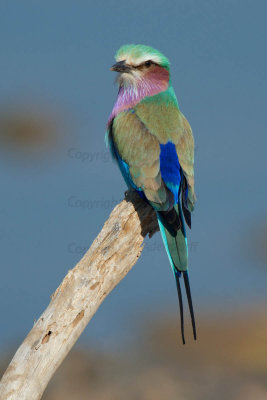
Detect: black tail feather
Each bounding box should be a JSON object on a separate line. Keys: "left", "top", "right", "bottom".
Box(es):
{"left": 183, "top": 271, "right": 197, "bottom": 340}
{"left": 158, "top": 207, "right": 181, "bottom": 233}
{"left": 182, "top": 176, "right": 192, "bottom": 229}
{"left": 174, "top": 270, "right": 185, "bottom": 345}
{"left": 182, "top": 200, "right": 191, "bottom": 229}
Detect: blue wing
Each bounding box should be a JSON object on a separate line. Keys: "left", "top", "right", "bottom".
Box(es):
{"left": 159, "top": 141, "right": 182, "bottom": 204}
{"left": 106, "top": 126, "right": 187, "bottom": 210}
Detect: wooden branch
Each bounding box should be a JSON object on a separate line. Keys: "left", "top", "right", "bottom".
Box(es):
{"left": 0, "top": 192, "right": 158, "bottom": 400}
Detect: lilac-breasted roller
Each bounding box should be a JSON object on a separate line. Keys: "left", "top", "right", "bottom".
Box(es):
{"left": 106, "top": 44, "right": 196, "bottom": 344}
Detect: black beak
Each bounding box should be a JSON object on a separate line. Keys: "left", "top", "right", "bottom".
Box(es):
{"left": 110, "top": 60, "right": 132, "bottom": 73}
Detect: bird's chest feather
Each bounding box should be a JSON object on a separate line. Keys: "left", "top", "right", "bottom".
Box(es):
{"left": 112, "top": 110, "right": 160, "bottom": 167}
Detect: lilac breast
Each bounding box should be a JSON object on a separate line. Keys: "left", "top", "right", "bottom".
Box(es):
{"left": 108, "top": 76, "right": 168, "bottom": 125}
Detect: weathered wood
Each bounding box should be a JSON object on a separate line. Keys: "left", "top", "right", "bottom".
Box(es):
{"left": 0, "top": 192, "right": 158, "bottom": 400}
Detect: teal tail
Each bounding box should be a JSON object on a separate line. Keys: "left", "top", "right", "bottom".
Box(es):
{"left": 157, "top": 202, "right": 196, "bottom": 344}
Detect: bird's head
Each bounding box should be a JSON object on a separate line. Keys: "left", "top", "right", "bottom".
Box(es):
{"left": 111, "top": 44, "right": 170, "bottom": 89}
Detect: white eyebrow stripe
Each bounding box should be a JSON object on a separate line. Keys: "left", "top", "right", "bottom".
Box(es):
{"left": 116, "top": 53, "right": 162, "bottom": 67}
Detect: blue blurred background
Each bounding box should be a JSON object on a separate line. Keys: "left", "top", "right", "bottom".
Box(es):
{"left": 0, "top": 0, "right": 266, "bottom": 359}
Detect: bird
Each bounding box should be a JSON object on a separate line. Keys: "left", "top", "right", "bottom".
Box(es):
{"left": 106, "top": 44, "right": 196, "bottom": 344}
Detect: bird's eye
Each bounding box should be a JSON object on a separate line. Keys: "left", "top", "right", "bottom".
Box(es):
{"left": 145, "top": 60, "right": 152, "bottom": 67}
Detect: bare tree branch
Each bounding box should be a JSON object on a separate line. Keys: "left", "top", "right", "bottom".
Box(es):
{"left": 0, "top": 192, "right": 158, "bottom": 400}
